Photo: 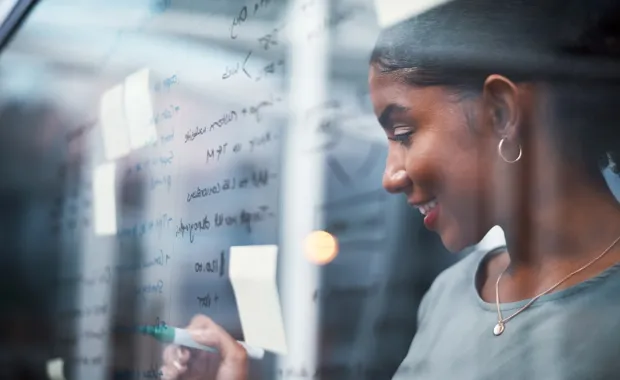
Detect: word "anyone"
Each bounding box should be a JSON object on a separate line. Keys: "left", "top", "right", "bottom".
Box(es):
{"left": 175, "top": 205, "right": 274, "bottom": 243}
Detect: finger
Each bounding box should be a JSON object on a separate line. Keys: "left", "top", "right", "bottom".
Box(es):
{"left": 188, "top": 315, "right": 246, "bottom": 360}
{"left": 187, "top": 315, "right": 247, "bottom": 363}
{"left": 163, "top": 345, "right": 190, "bottom": 366}
{"left": 160, "top": 363, "right": 187, "bottom": 380}
{"left": 178, "top": 347, "right": 191, "bottom": 362}
{"left": 172, "top": 358, "right": 187, "bottom": 372}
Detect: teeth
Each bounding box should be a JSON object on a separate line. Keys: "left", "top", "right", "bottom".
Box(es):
{"left": 417, "top": 200, "right": 437, "bottom": 216}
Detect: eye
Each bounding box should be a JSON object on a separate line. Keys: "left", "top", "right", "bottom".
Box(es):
{"left": 388, "top": 126, "right": 414, "bottom": 145}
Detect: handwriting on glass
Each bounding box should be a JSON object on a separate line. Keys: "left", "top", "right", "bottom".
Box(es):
{"left": 124, "top": 151, "right": 174, "bottom": 178}
{"left": 184, "top": 110, "right": 237, "bottom": 143}
{"left": 66, "top": 355, "right": 104, "bottom": 367}
{"left": 197, "top": 292, "right": 219, "bottom": 308}
{"left": 83, "top": 327, "right": 108, "bottom": 341}
{"left": 249, "top": 130, "right": 277, "bottom": 150}
{"left": 140, "top": 130, "right": 175, "bottom": 149}
{"left": 194, "top": 251, "right": 225, "bottom": 277}
{"left": 186, "top": 169, "right": 277, "bottom": 203}
{"left": 175, "top": 206, "right": 275, "bottom": 243}
{"left": 151, "top": 104, "right": 180, "bottom": 126}
{"left": 119, "top": 213, "right": 173, "bottom": 238}
{"left": 136, "top": 280, "right": 164, "bottom": 300}
{"left": 222, "top": 50, "right": 252, "bottom": 80}
{"left": 185, "top": 95, "right": 281, "bottom": 143}
{"left": 258, "top": 26, "right": 282, "bottom": 50}
{"left": 230, "top": 0, "right": 272, "bottom": 39}
{"left": 149, "top": 173, "right": 172, "bottom": 192}
{"left": 222, "top": 63, "right": 239, "bottom": 80}
{"left": 254, "top": 59, "right": 285, "bottom": 82}
{"left": 57, "top": 304, "right": 108, "bottom": 320}
{"left": 194, "top": 259, "right": 219, "bottom": 275}
{"left": 58, "top": 328, "right": 109, "bottom": 346}
{"left": 115, "top": 249, "right": 170, "bottom": 273}
{"left": 154, "top": 74, "right": 179, "bottom": 92}
{"left": 206, "top": 143, "right": 229, "bottom": 163}
{"left": 204, "top": 131, "right": 278, "bottom": 165}
{"left": 160, "top": 131, "right": 175, "bottom": 144}
{"left": 240, "top": 95, "right": 282, "bottom": 122}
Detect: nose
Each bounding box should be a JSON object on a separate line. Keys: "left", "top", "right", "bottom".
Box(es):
{"left": 382, "top": 149, "right": 410, "bottom": 193}
{"left": 383, "top": 167, "right": 409, "bottom": 193}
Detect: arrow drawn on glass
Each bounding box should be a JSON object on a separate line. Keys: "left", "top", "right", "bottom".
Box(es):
{"left": 243, "top": 50, "right": 252, "bottom": 79}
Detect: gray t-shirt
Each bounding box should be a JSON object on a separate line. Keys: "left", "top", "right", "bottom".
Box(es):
{"left": 394, "top": 246, "right": 620, "bottom": 380}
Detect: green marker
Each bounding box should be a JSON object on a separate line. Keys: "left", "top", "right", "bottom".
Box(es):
{"left": 138, "top": 325, "right": 265, "bottom": 359}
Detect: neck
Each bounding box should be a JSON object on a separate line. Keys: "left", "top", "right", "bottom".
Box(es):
{"left": 499, "top": 170, "right": 620, "bottom": 273}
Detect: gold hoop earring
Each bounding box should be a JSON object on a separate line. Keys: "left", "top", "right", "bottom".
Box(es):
{"left": 498, "top": 138, "right": 522, "bottom": 163}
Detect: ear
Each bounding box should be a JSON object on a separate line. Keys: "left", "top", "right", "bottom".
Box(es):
{"left": 482, "top": 74, "right": 521, "bottom": 140}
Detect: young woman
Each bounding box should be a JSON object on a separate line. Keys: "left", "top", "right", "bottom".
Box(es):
{"left": 161, "top": 1, "right": 620, "bottom": 379}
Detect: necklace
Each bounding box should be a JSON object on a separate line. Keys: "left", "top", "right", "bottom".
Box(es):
{"left": 493, "top": 234, "right": 620, "bottom": 336}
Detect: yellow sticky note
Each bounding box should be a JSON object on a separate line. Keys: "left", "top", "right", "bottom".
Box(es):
{"left": 229, "top": 245, "right": 288, "bottom": 355}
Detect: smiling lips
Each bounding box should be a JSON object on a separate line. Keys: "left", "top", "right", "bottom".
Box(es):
{"left": 413, "top": 199, "right": 440, "bottom": 229}
{"left": 416, "top": 199, "right": 437, "bottom": 216}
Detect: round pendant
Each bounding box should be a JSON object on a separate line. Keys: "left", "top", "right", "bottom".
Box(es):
{"left": 493, "top": 322, "right": 505, "bottom": 336}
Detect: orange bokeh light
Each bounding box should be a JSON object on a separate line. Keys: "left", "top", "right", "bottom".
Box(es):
{"left": 304, "top": 230, "right": 338, "bottom": 265}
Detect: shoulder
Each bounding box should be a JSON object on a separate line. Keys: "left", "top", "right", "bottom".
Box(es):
{"left": 418, "top": 227, "right": 508, "bottom": 319}
{"left": 394, "top": 246, "right": 500, "bottom": 379}
{"left": 423, "top": 248, "right": 481, "bottom": 296}
{"left": 416, "top": 244, "right": 503, "bottom": 326}
{"left": 427, "top": 251, "right": 476, "bottom": 294}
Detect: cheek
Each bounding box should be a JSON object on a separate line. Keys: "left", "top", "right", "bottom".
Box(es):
{"left": 439, "top": 123, "right": 491, "bottom": 195}
{"left": 403, "top": 148, "right": 441, "bottom": 189}
{"left": 437, "top": 167, "right": 489, "bottom": 251}
{"left": 403, "top": 132, "right": 460, "bottom": 192}
{"left": 439, "top": 134, "right": 495, "bottom": 241}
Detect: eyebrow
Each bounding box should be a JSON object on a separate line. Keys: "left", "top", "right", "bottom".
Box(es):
{"left": 378, "top": 104, "right": 410, "bottom": 129}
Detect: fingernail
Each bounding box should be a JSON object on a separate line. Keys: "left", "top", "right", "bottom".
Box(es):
{"left": 173, "top": 360, "right": 184, "bottom": 370}
{"left": 391, "top": 170, "right": 407, "bottom": 181}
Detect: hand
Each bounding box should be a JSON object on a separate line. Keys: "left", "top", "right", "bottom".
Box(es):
{"left": 160, "top": 315, "right": 248, "bottom": 380}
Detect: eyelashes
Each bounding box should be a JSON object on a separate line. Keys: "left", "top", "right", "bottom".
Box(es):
{"left": 388, "top": 131, "right": 414, "bottom": 145}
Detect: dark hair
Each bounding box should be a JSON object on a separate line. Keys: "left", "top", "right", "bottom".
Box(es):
{"left": 370, "top": 0, "right": 620, "bottom": 175}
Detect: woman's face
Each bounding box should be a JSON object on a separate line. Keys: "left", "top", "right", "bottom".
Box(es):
{"left": 369, "top": 66, "right": 499, "bottom": 252}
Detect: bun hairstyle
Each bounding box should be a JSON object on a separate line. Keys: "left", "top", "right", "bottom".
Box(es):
{"left": 370, "top": 0, "right": 620, "bottom": 175}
